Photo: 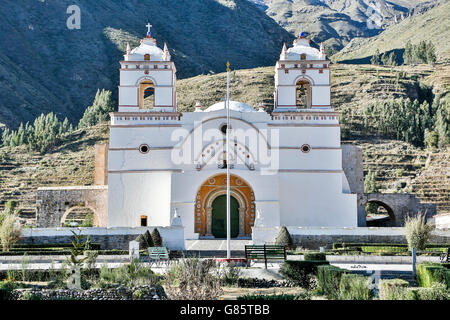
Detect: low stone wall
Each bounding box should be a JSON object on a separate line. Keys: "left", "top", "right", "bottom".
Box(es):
{"left": 252, "top": 226, "right": 450, "bottom": 249}
{"left": 18, "top": 226, "right": 185, "bottom": 250}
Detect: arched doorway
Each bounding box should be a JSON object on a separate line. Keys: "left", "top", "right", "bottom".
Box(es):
{"left": 61, "top": 206, "right": 96, "bottom": 227}
{"left": 211, "top": 195, "right": 240, "bottom": 238}
{"left": 195, "top": 174, "right": 255, "bottom": 238}
{"left": 365, "top": 200, "right": 396, "bottom": 227}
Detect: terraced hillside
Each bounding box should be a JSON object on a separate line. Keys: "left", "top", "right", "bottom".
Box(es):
{"left": 0, "top": 63, "right": 448, "bottom": 224}
{"left": 0, "top": 124, "right": 109, "bottom": 224}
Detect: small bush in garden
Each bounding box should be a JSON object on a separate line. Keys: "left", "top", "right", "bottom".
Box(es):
{"left": 0, "top": 277, "right": 18, "bottom": 300}
{"left": 99, "top": 260, "right": 161, "bottom": 288}
{"left": 237, "top": 292, "right": 311, "bottom": 300}
{"left": 164, "top": 258, "right": 222, "bottom": 300}
{"left": 379, "top": 279, "right": 409, "bottom": 300}
{"left": 279, "top": 260, "right": 329, "bottom": 289}
{"left": 21, "top": 290, "right": 43, "bottom": 301}
{"left": 132, "top": 287, "right": 152, "bottom": 300}
{"left": 151, "top": 228, "right": 163, "bottom": 247}
{"left": 219, "top": 262, "right": 241, "bottom": 287}
{"left": 417, "top": 263, "right": 450, "bottom": 288}
{"left": 144, "top": 230, "right": 154, "bottom": 247}
{"left": 406, "top": 283, "right": 449, "bottom": 300}
{"left": 338, "top": 274, "right": 373, "bottom": 300}
{"left": 317, "top": 265, "right": 347, "bottom": 299}
{"left": 0, "top": 211, "right": 22, "bottom": 252}
{"left": 135, "top": 234, "right": 148, "bottom": 250}
{"left": 275, "top": 226, "right": 294, "bottom": 249}
{"left": 304, "top": 251, "right": 326, "bottom": 261}
{"left": 404, "top": 213, "right": 434, "bottom": 251}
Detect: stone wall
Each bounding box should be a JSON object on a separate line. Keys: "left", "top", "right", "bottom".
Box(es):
{"left": 252, "top": 226, "right": 450, "bottom": 249}
{"left": 36, "top": 186, "right": 108, "bottom": 228}
{"left": 18, "top": 226, "right": 185, "bottom": 250}
{"left": 341, "top": 145, "right": 365, "bottom": 226}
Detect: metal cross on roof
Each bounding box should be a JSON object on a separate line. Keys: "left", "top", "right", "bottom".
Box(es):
{"left": 146, "top": 22, "right": 152, "bottom": 35}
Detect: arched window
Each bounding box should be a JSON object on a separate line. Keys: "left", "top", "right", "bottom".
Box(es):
{"left": 296, "top": 79, "right": 311, "bottom": 109}
{"left": 144, "top": 54, "right": 150, "bottom": 61}
{"left": 139, "top": 80, "right": 155, "bottom": 109}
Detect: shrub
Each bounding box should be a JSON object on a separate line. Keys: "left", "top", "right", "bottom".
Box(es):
{"left": 338, "top": 274, "right": 373, "bottom": 300}
{"left": 21, "top": 290, "right": 43, "bottom": 300}
{"left": 279, "top": 260, "right": 329, "bottom": 289}
{"left": 404, "top": 213, "right": 434, "bottom": 251}
{"left": 237, "top": 292, "right": 311, "bottom": 300}
{"left": 164, "top": 258, "right": 222, "bottom": 300}
{"left": 379, "top": 279, "right": 409, "bottom": 300}
{"left": 0, "top": 212, "right": 22, "bottom": 252}
{"left": 135, "top": 231, "right": 154, "bottom": 250}
{"left": 151, "top": 228, "right": 163, "bottom": 247}
{"left": 99, "top": 260, "right": 161, "bottom": 287}
{"left": 405, "top": 283, "right": 449, "bottom": 300}
{"left": 304, "top": 251, "right": 326, "bottom": 261}
{"left": 275, "top": 226, "right": 294, "bottom": 249}
{"left": 317, "top": 265, "right": 347, "bottom": 299}
{"left": 0, "top": 277, "right": 18, "bottom": 300}
{"left": 417, "top": 263, "right": 450, "bottom": 288}
{"left": 78, "top": 89, "right": 115, "bottom": 128}
{"left": 219, "top": 262, "right": 241, "bottom": 286}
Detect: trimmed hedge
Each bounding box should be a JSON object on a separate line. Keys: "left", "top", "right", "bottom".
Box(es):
{"left": 0, "top": 249, "right": 127, "bottom": 256}
{"left": 333, "top": 242, "right": 449, "bottom": 249}
{"left": 417, "top": 263, "right": 450, "bottom": 289}
{"left": 338, "top": 274, "right": 373, "bottom": 300}
{"left": 379, "top": 279, "right": 409, "bottom": 300}
{"left": 317, "top": 265, "right": 347, "bottom": 299}
{"left": 379, "top": 280, "right": 448, "bottom": 300}
{"left": 279, "top": 260, "right": 329, "bottom": 287}
{"left": 303, "top": 252, "right": 326, "bottom": 261}
{"left": 11, "top": 243, "right": 101, "bottom": 249}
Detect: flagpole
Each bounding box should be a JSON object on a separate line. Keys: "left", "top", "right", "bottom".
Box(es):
{"left": 226, "top": 61, "right": 231, "bottom": 260}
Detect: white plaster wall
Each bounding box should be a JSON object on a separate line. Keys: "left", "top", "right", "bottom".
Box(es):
{"left": 107, "top": 172, "right": 172, "bottom": 228}
{"left": 276, "top": 70, "right": 329, "bottom": 86}
{"left": 278, "top": 149, "right": 342, "bottom": 170}
{"left": 277, "top": 172, "right": 357, "bottom": 227}
{"left": 119, "top": 86, "right": 138, "bottom": 106}
{"left": 155, "top": 86, "right": 173, "bottom": 106}
{"left": 276, "top": 86, "right": 295, "bottom": 106}
{"left": 275, "top": 127, "right": 341, "bottom": 147}
{"left": 311, "top": 86, "right": 330, "bottom": 106}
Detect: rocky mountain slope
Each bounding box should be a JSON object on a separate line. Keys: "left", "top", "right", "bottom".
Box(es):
{"left": 332, "top": 0, "right": 450, "bottom": 63}
{"left": 0, "top": 0, "right": 293, "bottom": 129}
{"left": 250, "top": 0, "right": 443, "bottom": 54}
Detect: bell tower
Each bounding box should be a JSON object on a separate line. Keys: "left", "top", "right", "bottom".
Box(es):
{"left": 274, "top": 32, "right": 331, "bottom": 112}
{"left": 117, "top": 23, "right": 176, "bottom": 113}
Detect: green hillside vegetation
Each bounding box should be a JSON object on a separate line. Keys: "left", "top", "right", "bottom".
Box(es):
{"left": 333, "top": 1, "right": 450, "bottom": 63}
{"left": 0, "top": 0, "right": 292, "bottom": 129}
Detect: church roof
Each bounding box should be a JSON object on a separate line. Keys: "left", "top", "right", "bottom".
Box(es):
{"left": 125, "top": 38, "right": 165, "bottom": 61}
{"left": 283, "top": 37, "right": 325, "bottom": 61}
{"left": 204, "top": 100, "right": 256, "bottom": 112}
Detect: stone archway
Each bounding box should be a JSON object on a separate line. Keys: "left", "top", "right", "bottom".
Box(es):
{"left": 365, "top": 200, "right": 396, "bottom": 227}
{"left": 61, "top": 205, "right": 97, "bottom": 227}
{"left": 195, "top": 174, "right": 255, "bottom": 237}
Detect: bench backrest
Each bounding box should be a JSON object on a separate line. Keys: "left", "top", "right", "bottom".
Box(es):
{"left": 147, "top": 247, "right": 169, "bottom": 260}
{"left": 245, "top": 245, "right": 286, "bottom": 259}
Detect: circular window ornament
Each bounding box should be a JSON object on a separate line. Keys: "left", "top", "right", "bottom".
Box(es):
{"left": 139, "top": 144, "right": 150, "bottom": 154}
{"left": 220, "top": 124, "right": 227, "bottom": 135}
{"left": 301, "top": 144, "right": 311, "bottom": 153}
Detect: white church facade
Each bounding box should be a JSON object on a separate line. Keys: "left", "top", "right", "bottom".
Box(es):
{"left": 106, "top": 26, "right": 358, "bottom": 240}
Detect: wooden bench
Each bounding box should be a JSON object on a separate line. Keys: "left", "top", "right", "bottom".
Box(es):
{"left": 147, "top": 247, "right": 170, "bottom": 266}
{"left": 440, "top": 248, "right": 450, "bottom": 263}
{"left": 245, "top": 244, "right": 287, "bottom": 269}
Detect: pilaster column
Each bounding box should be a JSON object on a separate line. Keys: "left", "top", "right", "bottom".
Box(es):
{"left": 238, "top": 207, "right": 246, "bottom": 237}
{"left": 206, "top": 207, "right": 213, "bottom": 236}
